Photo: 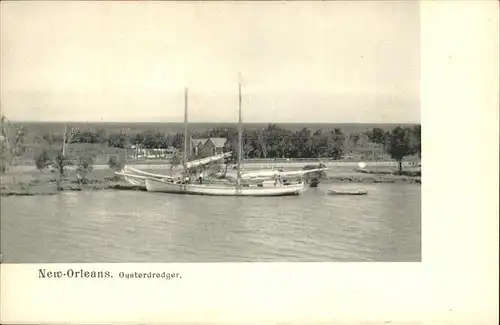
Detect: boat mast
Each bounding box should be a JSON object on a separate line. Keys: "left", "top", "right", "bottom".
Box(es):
{"left": 236, "top": 80, "right": 243, "bottom": 188}
{"left": 183, "top": 88, "right": 189, "bottom": 179}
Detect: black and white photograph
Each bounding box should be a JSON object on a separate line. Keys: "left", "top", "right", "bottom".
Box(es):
{"left": 1, "top": 1, "right": 422, "bottom": 264}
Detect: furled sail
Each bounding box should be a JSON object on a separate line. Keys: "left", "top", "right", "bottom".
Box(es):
{"left": 240, "top": 166, "right": 327, "bottom": 180}
{"left": 186, "top": 152, "right": 232, "bottom": 169}
{"left": 118, "top": 151, "right": 232, "bottom": 181}
{"left": 122, "top": 166, "right": 174, "bottom": 180}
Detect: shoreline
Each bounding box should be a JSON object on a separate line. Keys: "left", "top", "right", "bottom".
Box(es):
{"left": 1, "top": 173, "right": 420, "bottom": 197}
{"left": 5, "top": 160, "right": 418, "bottom": 173}
{"left": 1, "top": 162, "right": 420, "bottom": 197}
{"left": 0, "top": 180, "right": 147, "bottom": 197}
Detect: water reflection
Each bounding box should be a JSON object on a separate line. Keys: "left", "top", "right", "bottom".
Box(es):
{"left": 1, "top": 183, "right": 421, "bottom": 263}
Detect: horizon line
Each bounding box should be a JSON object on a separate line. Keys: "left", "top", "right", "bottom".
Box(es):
{"left": 6, "top": 120, "right": 421, "bottom": 125}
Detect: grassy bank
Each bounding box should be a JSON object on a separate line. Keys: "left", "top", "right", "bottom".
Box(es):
{"left": 325, "top": 173, "right": 421, "bottom": 184}
{"left": 0, "top": 169, "right": 144, "bottom": 196}
{"left": 355, "top": 165, "right": 421, "bottom": 177}
{"left": 1, "top": 164, "right": 420, "bottom": 196}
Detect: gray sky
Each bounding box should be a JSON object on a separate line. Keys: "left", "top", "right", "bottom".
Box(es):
{"left": 1, "top": 1, "right": 420, "bottom": 123}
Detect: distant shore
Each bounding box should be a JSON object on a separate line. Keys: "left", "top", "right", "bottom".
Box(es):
{"left": 1, "top": 162, "right": 420, "bottom": 197}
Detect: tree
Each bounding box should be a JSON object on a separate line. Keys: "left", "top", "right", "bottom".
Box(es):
{"left": 368, "top": 128, "right": 386, "bottom": 145}
{"left": 311, "top": 129, "right": 326, "bottom": 157}
{"left": 133, "top": 132, "right": 145, "bottom": 147}
{"left": 53, "top": 150, "right": 73, "bottom": 190}
{"left": 257, "top": 128, "right": 268, "bottom": 158}
{"left": 76, "top": 153, "right": 94, "bottom": 184}
{"left": 0, "top": 115, "right": 11, "bottom": 172}
{"left": 108, "top": 155, "right": 124, "bottom": 170}
{"left": 246, "top": 129, "right": 262, "bottom": 158}
{"left": 96, "top": 128, "right": 107, "bottom": 145}
{"left": 387, "top": 126, "right": 413, "bottom": 174}
{"left": 382, "top": 131, "right": 391, "bottom": 153}
{"left": 169, "top": 150, "right": 182, "bottom": 175}
{"left": 78, "top": 128, "right": 95, "bottom": 143}
{"left": 350, "top": 133, "right": 360, "bottom": 149}
{"left": 62, "top": 124, "right": 78, "bottom": 157}
{"left": 170, "top": 132, "right": 184, "bottom": 149}
{"left": 108, "top": 131, "right": 126, "bottom": 148}
{"left": 142, "top": 130, "right": 159, "bottom": 149}
{"left": 221, "top": 141, "right": 237, "bottom": 178}
{"left": 221, "top": 138, "right": 238, "bottom": 177}
{"left": 12, "top": 125, "right": 28, "bottom": 161}
{"left": 35, "top": 149, "right": 51, "bottom": 173}
{"left": 0, "top": 115, "right": 28, "bottom": 170}
{"left": 0, "top": 139, "right": 8, "bottom": 173}
{"left": 154, "top": 131, "right": 168, "bottom": 149}
{"left": 331, "top": 128, "right": 345, "bottom": 159}
{"left": 291, "top": 128, "right": 312, "bottom": 158}
{"left": 410, "top": 125, "right": 421, "bottom": 158}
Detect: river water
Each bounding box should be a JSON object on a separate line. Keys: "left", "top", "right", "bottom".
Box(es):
{"left": 1, "top": 183, "right": 420, "bottom": 263}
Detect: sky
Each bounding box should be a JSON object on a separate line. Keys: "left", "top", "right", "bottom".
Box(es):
{"left": 1, "top": 1, "right": 420, "bottom": 123}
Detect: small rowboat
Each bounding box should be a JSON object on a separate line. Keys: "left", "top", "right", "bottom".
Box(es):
{"left": 328, "top": 189, "right": 368, "bottom": 195}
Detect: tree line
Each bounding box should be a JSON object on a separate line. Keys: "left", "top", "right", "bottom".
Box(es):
{"left": 64, "top": 124, "right": 421, "bottom": 173}
{"left": 34, "top": 124, "right": 416, "bottom": 157}
{"left": 68, "top": 124, "right": 420, "bottom": 164}
{"left": 2, "top": 113, "right": 421, "bottom": 175}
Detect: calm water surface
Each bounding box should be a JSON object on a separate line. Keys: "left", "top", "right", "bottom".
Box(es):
{"left": 1, "top": 183, "right": 420, "bottom": 262}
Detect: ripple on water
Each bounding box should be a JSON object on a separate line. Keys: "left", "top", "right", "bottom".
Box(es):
{"left": 1, "top": 184, "right": 421, "bottom": 263}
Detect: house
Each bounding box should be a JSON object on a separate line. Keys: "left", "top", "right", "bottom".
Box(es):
{"left": 190, "top": 138, "right": 208, "bottom": 157}
{"left": 205, "top": 138, "right": 227, "bottom": 155}
{"left": 190, "top": 137, "right": 227, "bottom": 157}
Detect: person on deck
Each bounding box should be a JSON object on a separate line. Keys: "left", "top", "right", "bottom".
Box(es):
{"left": 199, "top": 172, "right": 203, "bottom": 184}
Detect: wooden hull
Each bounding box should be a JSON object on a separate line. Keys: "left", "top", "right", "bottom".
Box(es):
{"left": 145, "top": 178, "right": 306, "bottom": 196}
{"left": 328, "top": 189, "right": 368, "bottom": 195}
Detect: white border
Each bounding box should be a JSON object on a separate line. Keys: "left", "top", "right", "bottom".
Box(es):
{"left": 1, "top": 1, "right": 499, "bottom": 323}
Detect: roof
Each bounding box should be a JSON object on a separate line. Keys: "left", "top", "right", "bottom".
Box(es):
{"left": 191, "top": 137, "right": 227, "bottom": 148}
{"left": 207, "top": 137, "right": 227, "bottom": 148}
{"left": 191, "top": 138, "right": 208, "bottom": 147}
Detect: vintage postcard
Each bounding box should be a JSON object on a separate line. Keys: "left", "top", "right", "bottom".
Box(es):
{"left": 0, "top": 0, "right": 497, "bottom": 324}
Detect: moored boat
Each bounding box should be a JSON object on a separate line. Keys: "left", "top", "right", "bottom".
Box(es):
{"left": 145, "top": 79, "right": 308, "bottom": 197}
{"left": 328, "top": 189, "right": 368, "bottom": 195}
{"left": 116, "top": 152, "right": 232, "bottom": 188}
{"left": 302, "top": 163, "right": 328, "bottom": 187}
{"left": 115, "top": 165, "right": 174, "bottom": 187}
{"left": 145, "top": 177, "right": 305, "bottom": 196}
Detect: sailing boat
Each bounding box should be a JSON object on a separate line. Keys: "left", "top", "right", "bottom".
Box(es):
{"left": 115, "top": 87, "right": 232, "bottom": 189}
{"left": 115, "top": 152, "right": 232, "bottom": 187}
{"left": 114, "top": 166, "right": 175, "bottom": 187}
{"left": 145, "top": 83, "right": 307, "bottom": 196}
